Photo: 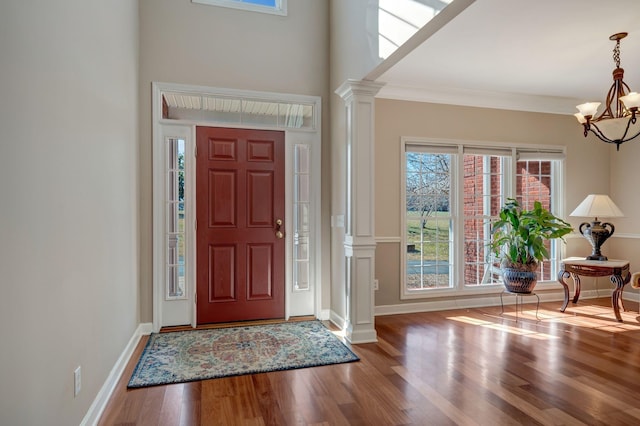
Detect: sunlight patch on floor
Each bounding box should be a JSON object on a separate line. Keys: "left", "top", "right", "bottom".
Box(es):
{"left": 552, "top": 305, "right": 640, "bottom": 332}
{"left": 471, "top": 302, "right": 640, "bottom": 334}
{"left": 559, "top": 316, "right": 640, "bottom": 333}
{"left": 330, "top": 327, "right": 349, "bottom": 343}
{"left": 446, "top": 315, "right": 559, "bottom": 340}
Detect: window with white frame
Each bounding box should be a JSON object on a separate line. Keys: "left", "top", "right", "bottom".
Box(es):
{"left": 378, "top": 0, "right": 452, "bottom": 59}
{"left": 166, "top": 137, "right": 187, "bottom": 300}
{"left": 404, "top": 146, "right": 454, "bottom": 291}
{"left": 192, "top": 0, "right": 286, "bottom": 16}
{"left": 402, "top": 140, "right": 566, "bottom": 298}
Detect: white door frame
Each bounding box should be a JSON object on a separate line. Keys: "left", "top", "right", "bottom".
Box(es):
{"left": 151, "top": 82, "right": 322, "bottom": 332}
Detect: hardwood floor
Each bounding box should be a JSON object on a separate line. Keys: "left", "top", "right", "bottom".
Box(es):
{"left": 98, "top": 297, "right": 640, "bottom": 425}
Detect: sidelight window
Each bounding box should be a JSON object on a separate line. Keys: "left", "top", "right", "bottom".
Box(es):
{"left": 166, "top": 138, "right": 186, "bottom": 299}
{"left": 293, "top": 144, "right": 311, "bottom": 291}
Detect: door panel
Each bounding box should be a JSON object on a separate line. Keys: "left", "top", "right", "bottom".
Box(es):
{"left": 209, "top": 245, "right": 235, "bottom": 302}
{"left": 210, "top": 138, "right": 237, "bottom": 161}
{"left": 247, "top": 171, "right": 274, "bottom": 226}
{"left": 196, "top": 127, "right": 285, "bottom": 324}
{"left": 209, "top": 170, "right": 236, "bottom": 227}
{"left": 247, "top": 243, "right": 273, "bottom": 299}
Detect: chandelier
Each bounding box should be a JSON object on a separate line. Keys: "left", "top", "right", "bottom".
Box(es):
{"left": 574, "top": 32, "right": 640, "bottom": 151}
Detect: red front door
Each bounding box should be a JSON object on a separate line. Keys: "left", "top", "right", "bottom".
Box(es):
{"left": 196, "top": 127, "right": 285, "bottom": 324}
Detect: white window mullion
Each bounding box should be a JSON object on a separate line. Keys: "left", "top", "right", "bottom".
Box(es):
{"left": 453, "top": 146, "right": 463, "bottom": 291}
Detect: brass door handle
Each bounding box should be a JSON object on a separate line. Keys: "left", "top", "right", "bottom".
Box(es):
{"left": 275, "top": 219, "right": 284, "bottom": 239}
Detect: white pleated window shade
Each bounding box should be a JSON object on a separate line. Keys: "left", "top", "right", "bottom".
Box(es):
{"left": 405, "top": 143, "right": 458, "bottom": 154}
{"left": 162, "top": 92, "right": 314, "bottom": 129}
{"left": 516, "top": 148, "right": 566, "bottom": 161}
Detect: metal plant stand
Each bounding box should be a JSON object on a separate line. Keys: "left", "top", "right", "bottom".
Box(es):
{"left": 500, "top": 290, "right": 540, "bottom": 321}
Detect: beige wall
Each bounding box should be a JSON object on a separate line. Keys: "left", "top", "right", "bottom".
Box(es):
{"left": 0, "top": 1, "right": 139, "bottom": 424}
{"left": 608, "top": 139, "right": 640, "bottom": 295}
{"left": 138, "top": 0, "right": 330, "bottom": 321}
{"left": 329, "top": 0, "right": 383, "bottom": 320}
{"left": 373, "top": 98, "right": 626, "bottom": 306}
{"left": 329, "top": 0, "right": 381, "bottom": 87}
{"left": 609, "top": 137, "right": 640, "bottom": 234}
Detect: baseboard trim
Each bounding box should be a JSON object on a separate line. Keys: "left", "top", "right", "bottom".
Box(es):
{"left": 329, "top": 310, "right": 346, "bottom": 330}
{"left": 81, "top": 322, "right": 152, "bottom": 426}
{"left": 623, "top": 290, "right": 640, "bottom": 303}
{"left": 318, "top": 309, "right": 331, "bottom": 321}
{"left": 374, "top": 290, "right": 616, "bottom": 316}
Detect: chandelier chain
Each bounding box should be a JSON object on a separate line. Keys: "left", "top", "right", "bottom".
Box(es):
{"left": 613, "top": 39, "right": 621, "bottom": 69}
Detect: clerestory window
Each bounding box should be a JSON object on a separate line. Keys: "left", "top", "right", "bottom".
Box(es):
{"left": 192, "top": 0, "right": 287, "bottom": 16}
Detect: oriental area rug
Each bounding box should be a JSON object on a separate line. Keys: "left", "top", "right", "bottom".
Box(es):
{"left": 127, "top": 320, "right": 359, "bottom": 388}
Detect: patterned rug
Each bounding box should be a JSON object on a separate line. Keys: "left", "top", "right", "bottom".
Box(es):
{"left": 127, "top": 320, "right": 359, "bottom": 388}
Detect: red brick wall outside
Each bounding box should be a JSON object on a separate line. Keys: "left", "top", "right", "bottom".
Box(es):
{"left": 517, "top": 161, "right": 551, "bottom": 210}
{"left": 462, "top": 156, "right": 501, "bottom": 284}
{"left": 516, "top": 161, "right": 552, "bottom": 280}
{"left": 462, "top": 158, "right": 552, "bottom": 284}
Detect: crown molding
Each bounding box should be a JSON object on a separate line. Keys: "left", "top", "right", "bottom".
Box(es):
{"left": 375, "top": 83, "right": 582, "bottom": 116}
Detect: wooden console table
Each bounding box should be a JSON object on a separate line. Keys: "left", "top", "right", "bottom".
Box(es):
{"left": 557, "top": 257, "right": 630, "bottom": 322}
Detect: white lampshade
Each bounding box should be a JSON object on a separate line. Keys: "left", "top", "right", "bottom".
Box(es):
{"left": 570, "top": 194, "right": 624, "bottom": 219}
{"left": 574, "top": 112, "right": 587, "bottom": 124}
{"left": 591, "top": 116, "right": 640, "bottom": 142}
{"left": 620, "top": 92, "right": 640, "bottom": 109}
{"left": 576, "top": 102, "right": 601, "bottom": 118}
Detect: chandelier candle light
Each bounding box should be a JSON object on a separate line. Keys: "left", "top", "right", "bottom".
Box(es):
{"left": 575, "top": 32, "right": 640, "bottom": 150}
{"left": 570, "top": 194, "right": 624, "bottom": 261}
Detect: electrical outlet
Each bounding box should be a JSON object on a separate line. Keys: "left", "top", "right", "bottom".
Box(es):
{"left": 74, "top": 366, "right": 82, "bottom": 397}
{"left": 374, "top": 279, "right": 379, "bottom": 291}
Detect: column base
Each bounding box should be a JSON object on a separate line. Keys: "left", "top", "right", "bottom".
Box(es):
{"left": 345, "top": 320, "right": 377, "bottom": 344}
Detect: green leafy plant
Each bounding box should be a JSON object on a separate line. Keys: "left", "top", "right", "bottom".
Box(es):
{"left": 490, "top": 198, "right": 573, "bottom": 271}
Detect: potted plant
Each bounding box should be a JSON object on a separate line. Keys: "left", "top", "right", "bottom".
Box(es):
{"left": 490, "top": 198, "right": 573, "bottom": 293}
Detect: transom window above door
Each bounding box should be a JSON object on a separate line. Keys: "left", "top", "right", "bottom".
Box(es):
{"left": 161, "top": 91, "right": 313, "bottom": 130}
{"left": 192, "top": 0, "right": 287, "bottom": 16}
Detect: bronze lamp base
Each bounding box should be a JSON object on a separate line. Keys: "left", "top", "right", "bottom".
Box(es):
{"left": 578, "top": 219, "right": 615, "bottom": 261}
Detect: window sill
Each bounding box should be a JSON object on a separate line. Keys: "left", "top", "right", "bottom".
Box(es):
{"left": 401, "top": 280, "right": 563, "bottom": 300}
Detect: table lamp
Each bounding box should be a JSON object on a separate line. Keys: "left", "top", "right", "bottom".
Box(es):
{"left": 570, "top": 194, "right": 624, "bottom": 261}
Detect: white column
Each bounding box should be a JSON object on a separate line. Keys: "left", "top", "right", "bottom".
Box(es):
{"left": 335, "top": 79, "right": 384, "bottom": 344}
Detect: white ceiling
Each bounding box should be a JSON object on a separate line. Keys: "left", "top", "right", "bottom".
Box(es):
{"left": 371, "top": 0, "right": 640, "bottom": 115}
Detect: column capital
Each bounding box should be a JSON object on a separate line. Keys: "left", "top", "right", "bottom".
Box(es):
{"left": 335, "top": 79, "right": 385, "bottom": 103}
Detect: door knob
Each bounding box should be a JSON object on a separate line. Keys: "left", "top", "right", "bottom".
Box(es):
{"left": 275, "top": 219, "right": 284, "bottom": 239}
